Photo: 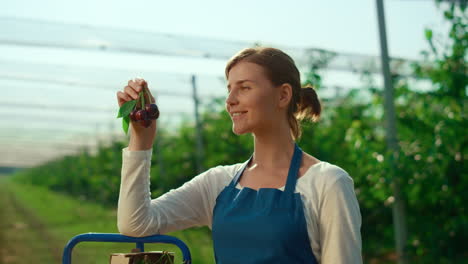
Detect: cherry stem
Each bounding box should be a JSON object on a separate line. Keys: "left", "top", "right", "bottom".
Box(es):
{"left": 140, "top": 90, "right": 145, "bottom": 109}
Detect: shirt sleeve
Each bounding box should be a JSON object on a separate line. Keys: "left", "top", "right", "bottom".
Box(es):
{"left": 319, "top": 174, "right": 363, "bottom": 264}
{"left": 117, "top": 147, "right": 218, "bottom": 237}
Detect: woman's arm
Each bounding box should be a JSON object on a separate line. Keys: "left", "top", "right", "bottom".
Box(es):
{"left": 319, "top": 174, "right": 363, "bottom": 264}
{"left": 117, "top": 147, "right": 217, "bottom": 237}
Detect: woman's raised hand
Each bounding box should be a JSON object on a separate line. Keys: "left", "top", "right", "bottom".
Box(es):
{"left": 116, "top": 78, "right": 157, "bottom": 151}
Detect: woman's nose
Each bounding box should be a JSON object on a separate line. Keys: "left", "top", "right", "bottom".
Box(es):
{"left": 225, "top": 90, "right": 238, "bottom": 107}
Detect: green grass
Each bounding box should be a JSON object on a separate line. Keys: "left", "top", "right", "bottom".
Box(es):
{"left": 0, "top": 180, "right": 57, "bottom": 263}
{"left": 0, "top": 178, "right": 215, "bottom": 264}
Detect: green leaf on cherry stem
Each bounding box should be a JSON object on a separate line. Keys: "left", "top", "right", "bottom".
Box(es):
{"left": 117, "top": 100, "right": 137, "bottom": 118}
{"left": 122, "top": 115, "right": 130, "bottom": 135}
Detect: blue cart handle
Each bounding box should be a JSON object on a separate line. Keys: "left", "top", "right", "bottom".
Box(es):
{"left": 62, "top": 232, "right": 192, "bottom": 264}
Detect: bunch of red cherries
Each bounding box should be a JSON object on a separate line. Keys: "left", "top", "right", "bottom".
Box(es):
{"left": 130, "top": 103, "right": 159, "bottom": 128}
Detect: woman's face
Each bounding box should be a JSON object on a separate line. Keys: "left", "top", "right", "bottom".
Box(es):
{"left": 225, "top": 61, "right": 283, "bottom": 136}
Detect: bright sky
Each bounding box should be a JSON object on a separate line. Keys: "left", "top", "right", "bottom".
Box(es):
{"left": 1, "top": 0, "right": 448, "bottom": 59}
{"left": 0, "top": 0, "right": 451, "bottom": 167}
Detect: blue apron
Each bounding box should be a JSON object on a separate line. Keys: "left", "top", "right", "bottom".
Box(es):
{"left": 212, "top": 143, "right": 318, "bottom": 264}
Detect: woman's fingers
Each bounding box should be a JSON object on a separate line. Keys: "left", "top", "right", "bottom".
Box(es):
{"left": 124, "top": 85, "right": 139, "bottom": 100}
{"left": 128, "top": 78, "right": 145, "bottom": 93}
{"left": 116, "top": 91, "right": 132, "bottom": 107}
{"left": 117, "top": 78, "right": 155, "bottom": 108}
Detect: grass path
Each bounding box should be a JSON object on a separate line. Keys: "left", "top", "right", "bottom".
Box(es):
{"left": 0, "top": 181, "right": 59, "bottom": 263}
{"left": 0, "top": 178, "right": 215, "bottom": 264}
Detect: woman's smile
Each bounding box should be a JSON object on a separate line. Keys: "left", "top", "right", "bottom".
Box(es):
{"left": 231, "top": 111, "right": 248, "bottom": 120}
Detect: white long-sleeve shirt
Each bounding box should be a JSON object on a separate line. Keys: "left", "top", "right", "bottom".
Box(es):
{"left": 118, "top": 147, "right": 363, "bottom": 264}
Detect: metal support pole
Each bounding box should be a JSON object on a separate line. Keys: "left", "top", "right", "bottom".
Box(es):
{"left": 191, "top": 75, "right": 204, "bottom": 174}
{"left": 375, "top": 1, "right": 408, "bottom": 263}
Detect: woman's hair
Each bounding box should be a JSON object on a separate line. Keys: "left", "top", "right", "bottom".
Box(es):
{"left": 225, "top": 46, "right": 321, "bottom": 140}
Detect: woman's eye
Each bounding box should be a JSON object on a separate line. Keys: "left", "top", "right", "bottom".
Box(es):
{"left": 241, "top": 86, "right": 250, "bottom": 90}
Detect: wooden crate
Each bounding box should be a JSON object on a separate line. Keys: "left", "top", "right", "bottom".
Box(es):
{"left": 109, "top": 251, "right": 175, "bottom": 264}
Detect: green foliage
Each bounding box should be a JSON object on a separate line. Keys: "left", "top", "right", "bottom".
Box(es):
{"left": 117, "top": 99, "right": 137, "bottom": 135}
{"left": 117, "top": 100, "right": 137, "bottom": 118}
{"left": 302, "top": 49, "right": 337, "bottom": 89}
{"left": 404, "top": 2, "right": 467, "bottom": 262}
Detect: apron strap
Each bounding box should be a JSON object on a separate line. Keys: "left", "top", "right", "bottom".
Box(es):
{"left": 229, "top": 155, "right": 253, "bottom": 187}
{"left": 284, "top": 144, "right": 303, "bottom": 194}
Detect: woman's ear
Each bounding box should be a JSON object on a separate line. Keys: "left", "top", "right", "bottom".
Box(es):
{"left": 278, "top": 83, "right": 292, "bottom": 108}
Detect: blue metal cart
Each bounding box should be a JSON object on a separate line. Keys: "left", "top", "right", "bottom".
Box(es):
{"left": 62, "top": 233, "right": 192, "bottom": 264}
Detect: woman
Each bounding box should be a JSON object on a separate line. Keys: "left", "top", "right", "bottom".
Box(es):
{"left": 116, "top": 47, "right": 362, "bottom": 264}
